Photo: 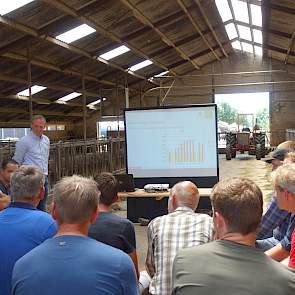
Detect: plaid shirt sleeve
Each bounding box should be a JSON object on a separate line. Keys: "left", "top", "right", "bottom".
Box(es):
{"left": 145, "top": 221, "right": 156, "bottom": 278}
{"left": 256, "top": 195, "right": 290, "bottom": 240}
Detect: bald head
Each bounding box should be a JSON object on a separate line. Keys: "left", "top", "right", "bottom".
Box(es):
{"left": 277, "top": 141, "right": 295, "bottom": 150}
{"left": 168, "top": 181, "right": 199, "bottom": 213}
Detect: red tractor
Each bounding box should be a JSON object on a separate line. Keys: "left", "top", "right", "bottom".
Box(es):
{"left": 225, "top": 114, "right": 266, "bottom": 160}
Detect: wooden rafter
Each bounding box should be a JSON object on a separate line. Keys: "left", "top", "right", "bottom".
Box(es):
{"left": 0, "top": 16, "right": 158, "bottom": 85}
{"left": 43, "top": 0, "right": 176, "bottom": 75}
{"left": 177, "top": 0, "right": 220, "bottom": 61}
{"left": 194, "top": 0, "right": 228, "bottom": 58}
{"left": 119, "top": 0, "right": 201, "bottom": 70}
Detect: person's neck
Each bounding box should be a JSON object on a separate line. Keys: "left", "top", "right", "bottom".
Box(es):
{"left": 55, "top": 223, "right": 89, "bottom": 237}
{"left": 219, "top": 231, "right": 256, "bottom": 247}
{"left": 14, "top": 198, "right": 39, "bottom": 208}
{"left": 98, "top": 203, "right": 111, "bottom": 212}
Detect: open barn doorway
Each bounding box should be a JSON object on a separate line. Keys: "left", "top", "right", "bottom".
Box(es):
{"left": 215, "top": 92, "right": 270, "bottom": 149}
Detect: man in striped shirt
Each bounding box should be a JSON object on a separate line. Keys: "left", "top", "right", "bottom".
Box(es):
{"left": 145, "top": 181, "right": 213, "bottom": 295}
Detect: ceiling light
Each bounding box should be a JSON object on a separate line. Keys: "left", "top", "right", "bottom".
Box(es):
{"left": 215, "top": 0, "right": 232, "bottom": 22}
{"left": 57, "top": 92, "right": 81, "bottom": 102}
{"left": 232, "top": 0, "right": 249, "bottom": 23}
{"left": 99, "top": 45, "right": 130, "bottom": 60}
{"left": 225, "top": 23, "right": 238, "bottom": 40}
{"left": 87, "top": 97, "right": 106, "bottom": 107}
{"left": 251, "top": 4, "right": 262, "bottom": 27}
{"left": 0, "top": 0, "right": 34, "bottom": 15}
{"left": 17, "top": 85, "right": 46, "bottom": 96}
{"left": 238, "top": 25, "right": 252, "bottom": 41}
{"left": 56, "top": 24, "right": 95, "bottom": 43}
{"left": 154, "top": 71, "right": 169, "bottom": 77}
{"left": 241, "top": 42, "right": 253, "bottom": 54}
{"left": 129, "top": 60, "right": 153, "bottom": 72}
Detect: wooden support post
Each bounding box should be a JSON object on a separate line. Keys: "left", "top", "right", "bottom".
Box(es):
{"left": 27, "top": 48, "right": 33, "bottom": 121}
{"left": 82, "top": 77, "right": 87, "bottom": 140}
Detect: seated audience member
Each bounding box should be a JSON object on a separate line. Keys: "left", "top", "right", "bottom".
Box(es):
{"left": 0, "top": 159, "right": 18, "bottom": 210}
{"left": 256, "top": 146, "right": 295, "bottom": 261}
{"left": 12, "top": 175, "right": 138, "bottom": 295}
{"left": 146, "top": 181, "right": 213, "bottom": 295}
{"left": 172, "top": 178, "right": 295, "bottom": 295}
{"left": 88, "top": 172, "right": 139, "bottom": 278}
{"left": 273, "top": 163, "right": 295, "bottom": 268}
{"left": 0, "top": 165, "right": 56, "bottom": 295}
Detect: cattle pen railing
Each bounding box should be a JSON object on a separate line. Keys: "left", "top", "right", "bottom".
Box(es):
{"left": 0, "top": 138, "right": 126, "bottom": 187}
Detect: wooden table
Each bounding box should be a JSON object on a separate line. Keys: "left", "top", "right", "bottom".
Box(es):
{"left": 119, "top": 188, "right": 212, "bottom": 222}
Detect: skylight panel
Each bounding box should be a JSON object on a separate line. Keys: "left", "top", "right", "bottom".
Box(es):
{"left": 254, "top": 46, "right": 263, "bottom": 56}
{"left": 57, "top": 92, "right": 81, "bottom": 102}
{"left": 253, "top": 29, "right": 262, "bottom": 44}
{"left": 0, "top": 0, "right": 34, "bottom": 15}
{"left": 215, "top": 0, "right": 232, "bottom": 22}
{"left": 154, "top": 71, "right": 169, "bottom": 77}
{"left": 99, "top": 45, "right": 130, "bottom": 60}
{"left": 129, "top": 60, "right": 153, "bottom": 72}
{"left": 237, "top": 25, "right": 252, "bottom": 41}
{"left": 232, "top": 0, "right": 249, "bottom": 23}
{"left": 232, "top": 40, "right": 241, "bottom": 50}
{"left": 250, "top": 4, "right": 262, "bottom": 27}
{"left": 56, "top": 24, "right": 95, "bottom": 43}
{"left": 241, "top": 42, "right": 253, "bottom": 54}
{"left": 225, "top": 23, "right": 238, "bottom": 40}
{"left": 17, "top": 85, "right": 46, "bottom": 96}
{"left": 87, "top": 97, "right": 106, "bottom": 107}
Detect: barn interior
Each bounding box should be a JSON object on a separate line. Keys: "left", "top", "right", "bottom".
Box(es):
{"left": 1, "top": 0, "right": 295, "bottom": 272}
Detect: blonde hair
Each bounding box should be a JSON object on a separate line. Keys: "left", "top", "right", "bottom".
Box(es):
{"left": 53, "top": 175, "right": 100, "bottom": 223}
{"left": 284, "top": 152, "right": 295, "bottom": 164}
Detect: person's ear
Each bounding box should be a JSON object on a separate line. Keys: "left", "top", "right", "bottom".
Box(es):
{"left": 38, "top": 186, "right": 45, "bottom": 200}
{"left": 113, "top": 194, "right": 119, "bottom": 203}
{"left": 172, "top": 195, "right": 177, "bottom": 208}
{"left": 51, "top": 202, "right": 57, "bottom": 220}
{"left": 89, "top": 206, "right": 99, "bottom": 224}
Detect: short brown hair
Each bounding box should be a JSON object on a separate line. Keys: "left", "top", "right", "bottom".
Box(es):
{"left": 211, "top": 178, "right": 263, "bottom": 235}
{"left": 94, "top": 172, "right": 118, "bottom": 206}
{"left": 53, "top": 175, "right": 99, "bottom": 224}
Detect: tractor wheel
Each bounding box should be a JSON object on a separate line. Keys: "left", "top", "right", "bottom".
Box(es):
{"left": 254, "top": 133, "right": 266, "bottom": 158}
{"left": 226, "top": 146, "right": 232, "bottom": 160}
{"left": 231, "top": 150, "right": 236, "bottom": 158}
{"left": 226, "top": 132, "right": 236, "bottom": 148}
{"left": 256, "top": 144, "right": 262, "bottom": 160}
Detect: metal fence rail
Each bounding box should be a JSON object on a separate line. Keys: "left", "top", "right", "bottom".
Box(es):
{"left": 0, "top": 138, "right": 126, "bottom": 186}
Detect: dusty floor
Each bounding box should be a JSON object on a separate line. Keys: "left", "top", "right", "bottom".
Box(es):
{"left": 117, "top": 153, "right": 273, "bottom": 271}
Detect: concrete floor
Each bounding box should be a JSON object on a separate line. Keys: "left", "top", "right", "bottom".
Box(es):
{"left": 116, "top": 153, "right": 273, "bottom": 271}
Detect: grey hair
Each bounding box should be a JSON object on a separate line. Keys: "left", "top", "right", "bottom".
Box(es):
{"left": 31, "top": 115, "right": 46, "bottom": 123}
{"left": 170, "top": 181, "right": 199, "bottom": 210}
{"left": 274, "top": 163, "right": 295, "bottom": 195}
{"left": 10, "top": 165, "right": 44, "bottom": 201}
{"left": 53, "top": 175, "right": 100, "bottom": 224}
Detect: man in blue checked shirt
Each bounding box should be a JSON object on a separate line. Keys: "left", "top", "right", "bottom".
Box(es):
{"left": 256, "top": 145, "right": 295, "bottom": 261}
{"left": 13, "top": 115, "right": 50, "bottom": 211}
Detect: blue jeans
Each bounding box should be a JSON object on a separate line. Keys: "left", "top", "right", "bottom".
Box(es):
{"left": 37, "top": 176, "right": 48, "bottom": 211}
{"left": 256, "top": 237, "right": 280, "bottom": 251}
